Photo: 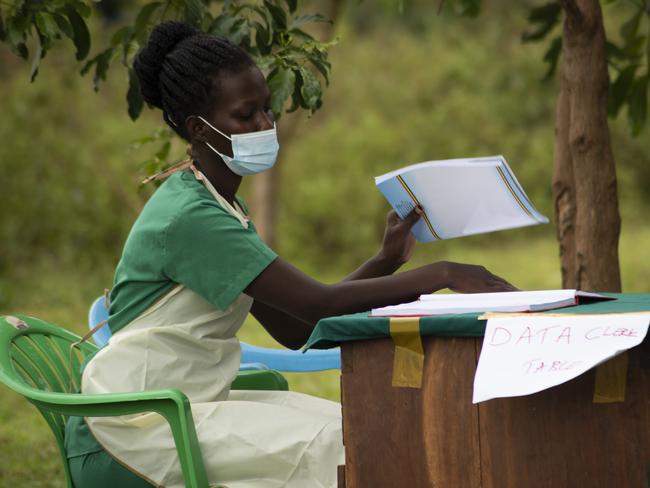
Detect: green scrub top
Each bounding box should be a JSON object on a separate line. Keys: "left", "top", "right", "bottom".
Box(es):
{"left": 108, "top": 170, "right": 277, "bottom": 334}
{"left": 65, "top": 169, "right": 277, "bottom": 486}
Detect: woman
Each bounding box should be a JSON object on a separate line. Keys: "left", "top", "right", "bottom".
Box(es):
{"left": 65, "top": 21, "right": 515, "bottom": 488}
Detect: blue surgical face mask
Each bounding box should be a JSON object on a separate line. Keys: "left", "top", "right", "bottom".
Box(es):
{"left": 198, "top": 116, "right": 279, "bottom": 176}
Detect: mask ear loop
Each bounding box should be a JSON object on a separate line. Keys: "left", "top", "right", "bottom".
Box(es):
{"left": 142, "top": 116, "right": 232, "bottom": 185}
{"left": 197, "top": 116, "right": 232, "bottom": 141}
{"left": 197, "top": 116, "right": 234, "bottom": 161}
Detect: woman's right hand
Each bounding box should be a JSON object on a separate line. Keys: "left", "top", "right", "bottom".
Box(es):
{"left": 441, "top": 261, "right": 518, "bottom": 293}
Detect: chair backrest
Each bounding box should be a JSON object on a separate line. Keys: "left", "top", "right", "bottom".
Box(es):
{"left": 0, "top": 315, "right": 98, "bottom": 488}
{"left": 89, "top": 295, "right": 342, "bottom": 371}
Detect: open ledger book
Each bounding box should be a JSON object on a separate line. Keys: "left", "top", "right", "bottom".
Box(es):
{"left": 375, "top": 155, "right": 549, "bottom": 242}
{"left": 370, "top": 290, "right": 615, "bottom": 317}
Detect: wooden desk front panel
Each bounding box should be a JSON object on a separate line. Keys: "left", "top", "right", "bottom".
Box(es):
{"left": 340, "top": 337, "right": 482, "bottom": 487}
{"left": 340, "top": 336, "right": 650, "bottom": 488}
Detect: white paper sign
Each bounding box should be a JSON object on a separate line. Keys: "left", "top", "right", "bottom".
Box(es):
{"left": 473, "top": 314, "right": 650, "bottom": 403}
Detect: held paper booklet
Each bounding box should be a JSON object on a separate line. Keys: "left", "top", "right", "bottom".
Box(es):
{"left": 375, "top": 155, "right": 549, "bottom": 242}
{"left": 370, "top": 290, "right": 615, "bottom": 317}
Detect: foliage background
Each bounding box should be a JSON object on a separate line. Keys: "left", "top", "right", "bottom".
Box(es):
{"left": 0, "top": 1, "right": 649, "bottom": 486}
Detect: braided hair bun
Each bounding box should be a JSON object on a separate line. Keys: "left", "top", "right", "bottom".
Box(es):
{"left": 135, "top": 21, "right": 200, "bottom": 109}
{"left": 134, "top": 21, "right": 253, "bottom": 140}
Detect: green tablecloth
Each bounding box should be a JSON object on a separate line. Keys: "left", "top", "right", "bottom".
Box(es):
{"left": 304, "top": 293, "right": 650, "bottom": 350}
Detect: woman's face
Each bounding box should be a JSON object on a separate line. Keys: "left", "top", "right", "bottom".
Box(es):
{"left": 192, "top": 64, "right": 274, "bottom": 157}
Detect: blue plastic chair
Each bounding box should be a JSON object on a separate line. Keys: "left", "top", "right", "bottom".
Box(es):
{"left": 89, "top": 296, "right": 341, "bottom": 372}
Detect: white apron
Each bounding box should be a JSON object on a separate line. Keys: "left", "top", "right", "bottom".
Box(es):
{"left": 82, "top": 168, "right": 344, "bottom": 488}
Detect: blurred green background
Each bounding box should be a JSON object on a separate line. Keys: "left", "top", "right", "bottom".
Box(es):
{"left": 0, "top": 1, "right": 649, "bottom": 485}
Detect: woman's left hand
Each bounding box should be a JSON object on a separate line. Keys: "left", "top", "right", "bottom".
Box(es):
{"left": 378, "top": 206, "right": 423, "bottom": 267}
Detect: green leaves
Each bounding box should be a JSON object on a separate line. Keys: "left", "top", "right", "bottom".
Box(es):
{"left": 289, "top": 14, "right": 329, "bottom": 31}
{"left": 134, "top": 2, "right": 162, "bottom": 43}
{"left": 5, "top": 11, "right": 31, "bottom": 60}
{"left": 127, "top": 67, "right": 144, "bottom": 121}
{"left": 263, "top": 0, "right": 287, "bottom": 30}
{"left": 0, "top": 10, "right": 6, "bottom": 43}
{"left": 522, "top": 2, "right": 561, "bottom": 43}
{"left": 521, "top": 2, "right": 562, "bottom": 83}
{"left": 183, "top": 0, "right": 205, "bottom": 27}
{"left": 1, "top": 0, "right": 335, "bottom": 179}
{"left": 35, "top": 12, "right": 59, "bottom": 41}
{"left": 627, "top": 75, "right": 648, "bottom": 136}
{"left": 608, "top": 64, "right": 637, "bottom": 117}
{"left": 65, "top": 5, "right": 91, "bottom": 61}
{"left": 283, "top": 0, "right": 298, "bottom": 14}
{"left": 620, "top": 9, "right": 642, "bottom": 48}
{"left": 520, "top": 0, "right": 649, "bottom": 136}
{"left": 447, "top": 0, "right": 481, "bottom": 18}
{"left": 53, "top": 12, "right": 73, "bottom": 39}
{"left": 81, "top": 47, "right": 115, "bottom": 91}
{"left": 128, "top": 0, "right": 333, "bottom": 175}
{"left": 521, "top": 2, "right": 562, "bottom": 82}
{"left": 267, "top": 67, "right": 296, "bottom": 116}
{"left": 299, "top": 66, "right": 321, "bottom": 110}
{"left": 605, "top": 1, "right": 650, "bottom": 136}
{"left": 29, "top": 36, "right": 43, "bottom": 82}
{"left": 31, "top": 12, "right": 59, "bottom": 81}
{"left": 1, "top": 0, "right": 333, "bottom": 121}
{"left": 0, "top": 1, "right": 90, "bottom": 76}
{"left": 255, "top": 23, "right": 272, "bottom": 55}
{"left": 542, "top": 36, "right": 562, "bottom": 81}
{"left": 213, "top": 0, "right": 334, "bottom": 119}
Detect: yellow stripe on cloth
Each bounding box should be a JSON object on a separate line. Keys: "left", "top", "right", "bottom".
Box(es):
{"left": 593, "top": 352, "right": 629, "bottom": 403}
{"left": 390, "top": 317, "right": 424, "bottom": 388}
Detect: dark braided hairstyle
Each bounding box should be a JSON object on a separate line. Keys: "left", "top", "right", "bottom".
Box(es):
{"left": 134, "top": 21, "right": 254, "bottom": 141}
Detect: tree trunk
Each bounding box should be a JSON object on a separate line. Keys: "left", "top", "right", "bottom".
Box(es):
{"left": 553, "top": 68, "right": 577, "bottom": 289}
{"left": 252, "top": 0, "right": 343, "bottom": 247}
{"left": 554, "top": 0, "right": 621, "bottom": 292}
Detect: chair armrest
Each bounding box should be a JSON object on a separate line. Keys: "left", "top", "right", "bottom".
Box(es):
{"left": 240, "top": 342, "right": 341, "bottom": 372}
{"left": 231, "top": 369, "right": 288, "bottom": 391}
{"left": 239, "top": 362, "right": 270, "bottom": 371}
{"left": 22, "top": 387, "right": 209, "bottom": 488}
{"left": 19, "top": 386, "right": 185, "bottom": 411}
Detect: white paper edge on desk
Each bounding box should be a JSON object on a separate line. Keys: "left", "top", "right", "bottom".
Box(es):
{"left": 371, "top": 290, "right": 615, "bottom": 317}
{"left": 472, "top": 313, "right": 650, "bottom": 404}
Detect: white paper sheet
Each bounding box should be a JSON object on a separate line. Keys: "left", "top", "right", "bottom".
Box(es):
{"left": 371, "top": 289, "right": 612, "bottom": 317}
{"left": 473, "top": 314, "right": 650, "bottom": 403}
{"left": 375, "top": 155, "right": 549, "bottom": 242}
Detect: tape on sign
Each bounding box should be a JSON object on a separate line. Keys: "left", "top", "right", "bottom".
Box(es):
{"left": 593, "top": 352, "right": 628, "bottom": 403}
{"left": 389, "top": 317, "right": 424, "bottom": 388}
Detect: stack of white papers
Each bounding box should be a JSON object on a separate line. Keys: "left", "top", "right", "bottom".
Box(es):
{"left": 370, "top": 290, "right": 613, "bottom": 317}
{"left": 375, "top": 155, "right": 548, "bottom": 242}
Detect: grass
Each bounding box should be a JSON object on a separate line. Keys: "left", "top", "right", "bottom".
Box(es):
{"left": 0, "top": 226, "right": 648, "bottom": 487}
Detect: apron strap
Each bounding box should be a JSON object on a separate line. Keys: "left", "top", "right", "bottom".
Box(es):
{"left": 189, "top": 164, "right": 250, "bottom": 229}
{"left": 68, "top": 288, "right": 112, "bottom": 391}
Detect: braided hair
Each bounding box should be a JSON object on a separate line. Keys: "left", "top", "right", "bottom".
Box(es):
{"left": 134, "top": 21, "right": 254, "bottom": 140}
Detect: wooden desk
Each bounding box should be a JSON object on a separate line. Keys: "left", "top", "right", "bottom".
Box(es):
{"left": 338, "top": 335, "right": 650, "bottom": 488}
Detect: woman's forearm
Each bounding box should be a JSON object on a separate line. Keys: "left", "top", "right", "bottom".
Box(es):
{"left": 316, "top": 261, "right": 450, "bottom": 322}
{"left": 343, "top": 252, "right": 403, "bottom": 281}
{"left": 246, "top": 257, "right": 514, "bottom": 332}
{"left": 250, "top": 300, "right": 314, "bottom": 350}
{"left": 248, "top": 259, "right": 451, "bottom": 326}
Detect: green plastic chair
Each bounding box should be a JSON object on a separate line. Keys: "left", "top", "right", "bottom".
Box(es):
{"left": 0, "top": 314, "right": 289, "bottom": 488}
